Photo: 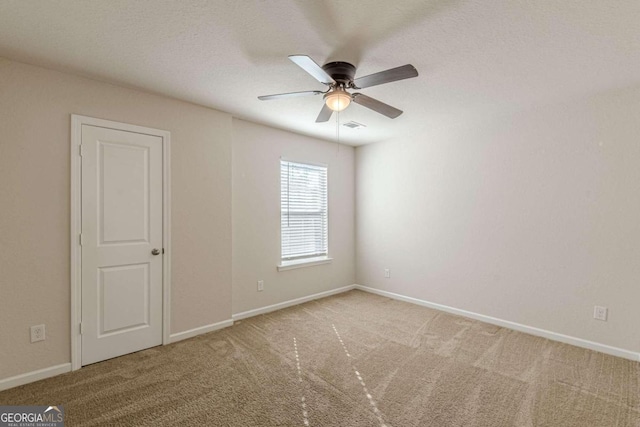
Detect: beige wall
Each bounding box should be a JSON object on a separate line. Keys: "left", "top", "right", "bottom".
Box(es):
{"left": 356, "top": 86, "right": 640, "bottom": 353}
{"left": 232, "top": 119, "right": 355, "bottom": 314}
{"left": 0, "top": 59, "right": 233, "bottom": 379}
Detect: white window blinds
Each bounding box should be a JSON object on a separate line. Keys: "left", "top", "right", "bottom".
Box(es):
{"left": 280, "top": 160, "right": 328, "bottom": 261}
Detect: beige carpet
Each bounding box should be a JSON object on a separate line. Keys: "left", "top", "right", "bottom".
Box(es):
{"left": 1, "top": 290, "right": 639, "bottom": 426}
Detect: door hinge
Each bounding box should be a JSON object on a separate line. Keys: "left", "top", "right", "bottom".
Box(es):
{"left": 79, "top": 144, "right": 84, "bottom": 157}
{"left": 79, "top": 322, "right": 84, "bottom": 335}
{"left": 79, "top": 233, "right": 84, "bottom": 246}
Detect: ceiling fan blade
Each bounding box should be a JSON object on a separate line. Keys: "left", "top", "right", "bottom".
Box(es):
{"left": 353, "top": 64, "right": 418, "bottom": 89}
{"left": 258, "top": 90, "right": 324, "bottom": 101}
{"left": 289, "top": 55, "right": 336, "bottom": 85}
{"left": 315, "top": 103, "right": 333, "bottom": 123}
{"left": 352, "top": 93, "right": 403, "bottom": 118}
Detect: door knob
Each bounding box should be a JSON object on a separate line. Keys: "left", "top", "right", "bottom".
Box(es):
{"left": 151, "top": 248, "right": 161, "bottom": 256}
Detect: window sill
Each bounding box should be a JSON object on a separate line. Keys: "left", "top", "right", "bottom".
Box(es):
{"left": 277, "top": 257, "right": 333, "bottom": 271}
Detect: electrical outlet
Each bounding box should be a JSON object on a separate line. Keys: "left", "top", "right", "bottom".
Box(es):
{"left": 257, "top": 280, "right": 264, "bottom": 292}
{"left": 593, "top": 306, "right": 608, "bottom": 321}
{"left": 30, "top": 324, "right": 45, "bottom": 343}
{"left": 384, "top": 269, "right": 390, "bottom": 278}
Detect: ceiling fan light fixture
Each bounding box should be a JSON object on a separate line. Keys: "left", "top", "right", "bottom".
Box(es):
{"left": 324, "top": 88, "right": 351, "bottom": 112}
{"left": 258, "top": 55, "right": 418, "bottom": 121}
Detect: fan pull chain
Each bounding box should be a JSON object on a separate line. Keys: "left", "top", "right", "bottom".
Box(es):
{"left": 335, "top": 109, "right": 341, "bottom": 156}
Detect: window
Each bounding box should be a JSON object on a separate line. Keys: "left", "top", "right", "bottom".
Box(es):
{"left": 280, "top": 160, "right": 329, "bottom": 268}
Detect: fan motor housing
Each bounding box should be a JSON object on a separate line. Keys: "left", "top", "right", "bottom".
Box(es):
{"left": 322, "top": 61, "right": 356, "bottom": 84}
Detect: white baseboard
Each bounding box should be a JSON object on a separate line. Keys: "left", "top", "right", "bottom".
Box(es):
{"left": 169, "top": 319, "right": 234, "bottom": 344}
{"left": 232, "top": 285, "right": 356, "bottom": 321}
{"left": 0, "top": 363, "right": 71, "bottom": 392}
{"left": 0, "top": 287, "right": 354, "bottom": 391}
{"left": 1, "top": 320, "right": 235, "bottom": 391}
{"left": 354, "top": 285, "right": 640, "bottom": 362}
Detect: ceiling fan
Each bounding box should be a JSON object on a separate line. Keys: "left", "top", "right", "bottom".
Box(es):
{"left": 258, "top": 55, "right": 418, "bottom": 122}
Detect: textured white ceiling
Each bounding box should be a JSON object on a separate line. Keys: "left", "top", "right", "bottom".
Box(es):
{"left": 1, "top": 1, "right": 639, "bottom": 145}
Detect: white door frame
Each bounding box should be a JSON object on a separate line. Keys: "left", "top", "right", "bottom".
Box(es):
{"left": 70, "top": 114, "right": 171, "bottom": 371}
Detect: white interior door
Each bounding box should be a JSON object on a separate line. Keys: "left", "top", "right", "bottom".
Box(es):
{"left": 81, "top": 124, "right": 163, "bottom": 366}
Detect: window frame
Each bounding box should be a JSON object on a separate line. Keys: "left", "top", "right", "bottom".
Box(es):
{"left": 278, "top": 158, "right": 332, "bottom": 271}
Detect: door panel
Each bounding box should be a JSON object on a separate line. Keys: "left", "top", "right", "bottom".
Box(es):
{"left": 99, "top": 263, "right": 149, "bottom": 336}
{"left": 81, "top": 124, "right": 163, "bottom": 366}
{"left": 99, "top": 141, "right": 149, "bottom": 245}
